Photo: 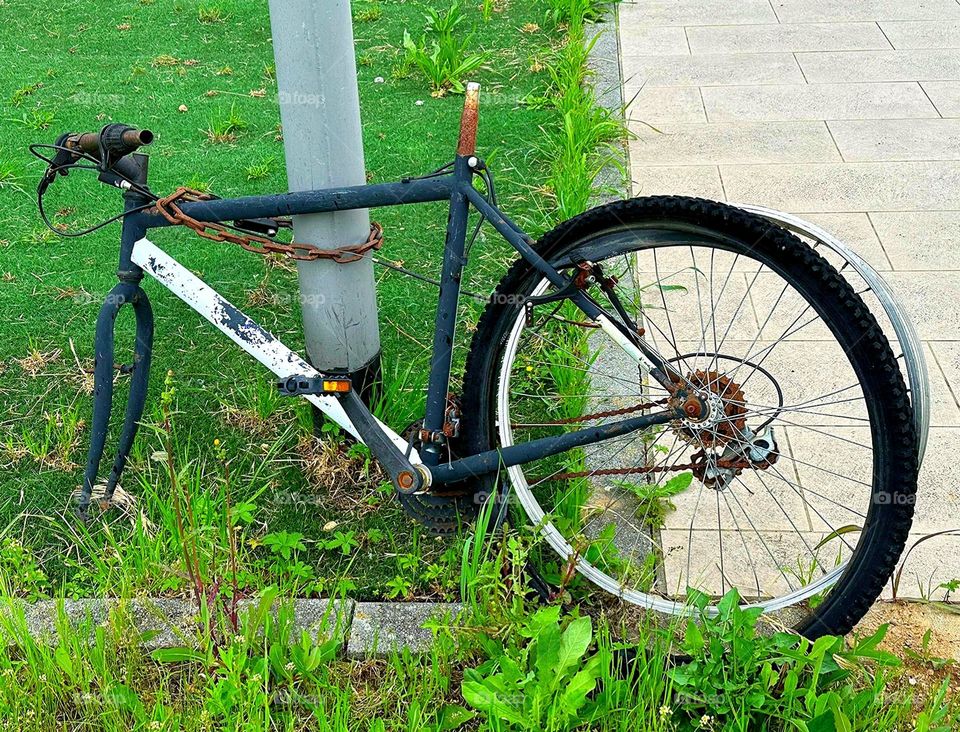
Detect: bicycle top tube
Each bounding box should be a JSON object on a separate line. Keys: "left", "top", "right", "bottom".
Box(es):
{"left": 136, "top": 169, "right": 465, "bottom": 230}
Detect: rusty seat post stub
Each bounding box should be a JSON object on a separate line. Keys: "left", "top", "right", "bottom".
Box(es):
{"left": 456, "top": 82, "right": 480, "bottom": 157}
{"left": 154, "top": 187, "right": 383, "bottom": 264}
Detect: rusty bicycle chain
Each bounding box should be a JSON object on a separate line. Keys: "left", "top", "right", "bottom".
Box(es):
{"left": 154, "top": 187, "right": 383, "bottom": 263}
{"left": 547, "top": 455, "right": 753, "bottom": 481}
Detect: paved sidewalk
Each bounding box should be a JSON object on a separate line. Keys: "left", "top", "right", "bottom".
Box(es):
{"left": 619, "top": 0, "right": 960, "bottom": 598}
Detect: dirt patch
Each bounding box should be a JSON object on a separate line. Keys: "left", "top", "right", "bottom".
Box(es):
{"left": 853, "top": 600, "right": 960, "bottom": 704}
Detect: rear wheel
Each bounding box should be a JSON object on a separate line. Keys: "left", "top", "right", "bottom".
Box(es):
{"left": 460, "top": 197, "right": 918, "bottom": 637}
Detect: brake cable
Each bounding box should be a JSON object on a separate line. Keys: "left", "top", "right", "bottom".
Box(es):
{"left": 29, "top": 142, "right": 159, "bottom": 237}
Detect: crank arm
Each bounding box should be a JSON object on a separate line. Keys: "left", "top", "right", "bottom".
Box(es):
{"left": 338, "top": 389, "right": 426, "bottom": 495}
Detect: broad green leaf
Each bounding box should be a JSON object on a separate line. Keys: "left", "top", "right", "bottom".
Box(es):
{"left": 437, "top": 704, "right": 476, "bottom": 731}
{"left": 807, "top": 711, "right": 836, "bottom": 732}
{"left": 54, "top": 645, "right": 74, "bottom": 676}
{"left": 661, "top": 472, "right": 694, "bottom": 495}
{"left": 534, "top": 619, "right": 562, "bottom": 678}
{"left": 559, "top": 663, "right": 600, "bottom": 714}
{"left": 557, "top": 616, "right": 592, "bottom": 672}
{"left": 149, "top": 646, "right": 207, "bottom": 664}
{"left": 462, "top": 679, "right": 524, "bottom": 725}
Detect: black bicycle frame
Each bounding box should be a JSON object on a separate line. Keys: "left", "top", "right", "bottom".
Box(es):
{"left": 80, "top": 144, "right": 683, "bottom": 513}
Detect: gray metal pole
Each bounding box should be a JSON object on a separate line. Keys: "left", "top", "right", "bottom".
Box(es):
{"left": 267, "top": 0, "right": 381, "bottom": 400}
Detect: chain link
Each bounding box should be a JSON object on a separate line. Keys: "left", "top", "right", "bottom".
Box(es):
{"left": 548, "top": 455, "right": 752, "bottom": 481}
{"left": 154, "top": 187, "right": 383, "bottom": 263}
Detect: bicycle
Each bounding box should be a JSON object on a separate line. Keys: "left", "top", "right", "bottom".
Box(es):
{"left": 32, "top": 84, "right": 918, "bottom": 638}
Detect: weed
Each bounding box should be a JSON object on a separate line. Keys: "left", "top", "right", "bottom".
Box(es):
{"left": 354, "top": 2, "right": 383, "bottom": 23}
{"left": 14, "top": 340, "right": 60, "bottom": 376}
{"left": 151, "top": 53, "right": 180, "bottom": 67}
{"left": 0, "top": 538, "right": 48, "bottom": 600}
{"left": 202, "top": 104, "right": 247, "bottom": 143}
{"left": 402, "top": 3, "right": 488, "bottom": 95}
{"left": 262, "top": 530, "right": 306, "bottom": 560}
{"left": 463, "top": 606, "right": 605, "bottom": 729}
{"left": 10, "top": 81, "right": 42, "bottom": 106}
{"left": 891, "top": 528, "right": 960, "bottom": 600}
{"left": 244, "top": 157, "right": 273, "bottom": 180}
{"left": 183, "top": 175, "right": 213, "bottom": 192}
{"left": 668, "top": 587, "right": 908, "bottom": 728}
{"left": 617, "top": 472, "right": 692, "bottom": 529}
{"left": 220, "top": 378, "right": 289, "bottom": 436}
{"left": 544, "top": 0, "right": 615, "bottom": 30}
{"left": 7, "top": 108, "right": 55, "bottom": 130}
{"left": 480, "top": 0, "right": 499, "bottom": 22}
{"left": 197, "top": 4, "right": 226, "bottom": 23}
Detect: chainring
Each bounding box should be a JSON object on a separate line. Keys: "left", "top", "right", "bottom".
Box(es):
{"left": 394, "top": 421, "right": 480, "bottom": 534}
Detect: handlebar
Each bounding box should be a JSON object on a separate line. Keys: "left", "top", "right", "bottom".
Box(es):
{"left": 35, "top": 123, "right": 154, "bottom": 198}
{"left": 69, "top": 124, "right": 154, "bottom": 161}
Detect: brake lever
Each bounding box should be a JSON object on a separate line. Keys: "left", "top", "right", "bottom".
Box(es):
{"left": 37, "top": 132, "right": 78, "bottom": 196}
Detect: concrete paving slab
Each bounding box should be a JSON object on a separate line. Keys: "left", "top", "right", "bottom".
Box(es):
{"left": 618, "top": 0, "right": 960, "bottom": 606}
{"left": 686, "top": 22, "right": 890, "bottom": 54}
{"left": 797, "top": 50, "right": 960, "bottom": 83}
{"left": 659, "top": 528, "right": 828, "bottom": 600}
{"left": 3, "top": 598, "right": 353, "bottom": 649}
{"left": 634, "top": 268, "right": 762, "bottom": 341}
{"left": 780, "top": 426, "right": 876, "bottom": 532}
{"left": 930, "top": 342, "right": 960, "bottom": 409}
{"left": 702, "top": 82, "right": 938, "bottom": 122}
{"left": 619, "top": 25, "right": 689, "bottom": 57}
{"left": 719, "top": 161, "right": 960, "bottom": 212}
{"left": 236, "top": 598, "right": 354, "bottom": 644}
{"left": 772, "top": 0, "right": 960, "bottom": 24}
{"left": 619, "top": 0, "right": 777, "bottom": 27}
{"left": 661, "top": 446, "right": 812, "bottom": 533}
{"left": 622, "top": 53, "right": 804, "bottom": 87}
{"left": 746, "top": 273, "right": 846, "bottom": 342}
{"left": 829, "top": 118, "right": 960, "bottom": 161}
{"left": 623, "top": 83, "right": 706, "bottom": 124}
{"left": 920, "top": 81, "right": 960, "bottom": 116}
{"left": 631, "top": 165, "right": 726, "bottom": 199}
{"left": 787, "top": 426, "right": 960, "bottom": 534}
{"left": 8, "top": 598, "right": 198, "bottom": 649}
{"left": 869, "top": 211, "right": 960, "bottom": 270}
{"left": 923, "top": 343, "right": 960, "bottom": 427}
{"left": 347, "top": 602, "right": 462, "bottom": 659}
{"left": 882, "top": 272, "right": 960, "bottom": 340}
{"left": 884, "top": 532, "right": 960, "bottom": 601}
{"left": 629, "top": 121, "right": 840, "bottom": 165}
{"left": 879, "top": 20, "right": 960, "bottom": 49}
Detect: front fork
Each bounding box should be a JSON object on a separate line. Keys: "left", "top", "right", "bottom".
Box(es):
{"left": 79, "top": 154, "right": 154, "bottom": 515}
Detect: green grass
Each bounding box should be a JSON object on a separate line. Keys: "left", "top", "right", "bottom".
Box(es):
{"left": 0, "top": 564, "right": 956, "bottom": 730}
{"left": 0, "top": 0, "right": 558, "bottom": 597}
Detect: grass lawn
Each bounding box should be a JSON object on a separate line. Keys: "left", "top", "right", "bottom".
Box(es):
{"left": 0, "top": 0, "right": 560, "bottom": 598}
{"left": 2, "top": 2, "right": 959, "bottom": 730}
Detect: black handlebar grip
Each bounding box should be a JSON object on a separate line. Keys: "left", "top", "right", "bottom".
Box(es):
{"left": 75, "top": 124, "right": 154, "bottom": 158}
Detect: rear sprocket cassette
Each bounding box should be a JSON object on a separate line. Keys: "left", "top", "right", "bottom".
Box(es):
{"left": 677, "top": 369, "right": 747, "bottom": 447}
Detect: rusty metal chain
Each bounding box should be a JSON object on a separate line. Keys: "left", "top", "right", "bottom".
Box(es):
{"left": 545, "top": 397, "right": 670, "bottom": 426}
{"left": 154, "top": 187, "right": 383, "bottom": 264}
{"left": 548, "top": 455, "right": 753, "bottom": 481}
